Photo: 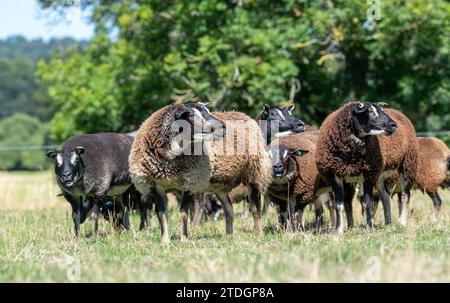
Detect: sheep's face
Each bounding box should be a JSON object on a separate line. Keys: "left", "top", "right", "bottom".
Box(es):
{"left": 260, "top": 104, "right": 305, "bottom": 138}
{"left": 171, "top": 103, "right": 226, "bottom": 155}
{"left": 269, "top": 146, "right": 309, "bottom": 179}
{"left": 351, "top": 102, "right": 397, "bottom": 137}
{"left": 47, "top": 147, "right": 86, "bottom": 188}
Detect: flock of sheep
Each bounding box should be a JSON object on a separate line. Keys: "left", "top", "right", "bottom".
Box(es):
{"left": 46, "top": 101, "right": 450, "bottom": 243}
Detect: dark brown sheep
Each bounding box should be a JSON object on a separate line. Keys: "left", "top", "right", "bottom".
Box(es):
{"left": 267, "top": 131, "right": 332, "bottom": 231}
{"left": 315, "top": 102, "right": 415, "bottom": 234}
{"left": 369, "top": 136, "right": 449, "bottom": 220}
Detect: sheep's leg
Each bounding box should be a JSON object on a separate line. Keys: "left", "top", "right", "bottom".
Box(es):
{"left": 332, "top": 177, "right": 345, "bottom": 234}
{"left": 278, "top": 202, "right": 288, "bottom": 231}
{"left": 362, "top": 180, "right": 375, "bottom": 229}
{"left": 138, "top": 192, "right": 153, "bottom": 231}
{"left": 188, "top": 196, "right": 196, "bottom": 223}
{"left": 154, "top": 187, "right": 170, "bottom": 244}
{"left": 180, "top": 191, "right": 194, "bottom": 241}
{"left": 67, "top": 195, "right": 82, "bottom": 238}
{"left": 115, "top": 195, "right": 130, "bottom": 230}
{"left": 192, "top": 193, "right": 204, "bottom": 227}
{"left": 72, "top": 207, "right": 81, "bottom": 238}
{"left": 261, "top": 196, "right": 269, "bottom": 216}
{"left": 313, "top": 200, "right": 324, "bottom": 233}
{"left": 249, "top": 187, "right": 263, "bottom": 234}
{"left": 343, "top": 182, "right": 355, "bottom": 228}
{"left": 294, "top": 203, "right": 306, "bottom": 232}
{"left": 398, "top": 188, "right": 411, "bottom": 226}
{"left": 326, "top": 193, "right": 336, "bottom": 229}
{"left": 216, "top": 192, "right": 234, "bottom": 235}
{"left": 91, "top": 202, "right": 100, "bottom": 236}
{"left": 428, "top": 191, "right": 442, "bottom": 221}
{"left": 138, "top": 199, "right": 151, "bottom": 231}
{"left": 376, "top": 180, "right": 392, "bottom": 225}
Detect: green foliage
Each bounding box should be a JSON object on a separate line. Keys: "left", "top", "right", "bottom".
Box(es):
{"left": 37, "top": 0, "right": 449, "bottom": 141}
{"left": 0, "top": 114, "right": 50, "bottom": 170}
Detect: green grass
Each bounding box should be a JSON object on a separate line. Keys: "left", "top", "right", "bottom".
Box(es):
{"left": 0, "top": 171, "right": 449, "bottom": 282}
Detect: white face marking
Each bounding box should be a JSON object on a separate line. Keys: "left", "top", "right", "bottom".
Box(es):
{"left": 360, "top": 129, "right": 387, "bottom": 136}
{"left": 275, "top": 130, "right": 294, "bottom": 138}
{"left": 268, "top": 150, "right": 273, "bottom": 159}
{"left": 56, "top": 154, "right": 63, "bottom": 167}
{"left": 286, "top": 104, "right": 295, "bottom": 113}
{"left": 276, "top": 109, "right": 285, "bottom": 121}
{"left": 70, "top": 152, "right": 77, "bottom": 165}
{"left": 371, "top": 105, "right": 379, "bottom": 117}
{"left": 192, "top": 108, "right": 205, "bottom": 122}
{"left": 282, "top": 149, "right": 288, "bottom": 159}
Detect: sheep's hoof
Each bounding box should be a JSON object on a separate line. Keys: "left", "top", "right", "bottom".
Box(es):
{"left": 335, "top": 226, "right": 344, "bottom": 235}
{"left": 160, "top": 236, "right": 170, "bottom": 245}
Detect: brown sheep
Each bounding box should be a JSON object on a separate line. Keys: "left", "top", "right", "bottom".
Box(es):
{"left": 129, "top": 103, "right": 272, "bottom": 243}
{"left": 369, "top": 137, "right": 449, "bottom": 220}
{"left": 415, "top": 137, "right": 450, "bottom": 218}
{"left": 315, "top": 102, "right": 412, "bottom": 234}
{"left": 267, "top": 131, "right": 333, "bottom": 231}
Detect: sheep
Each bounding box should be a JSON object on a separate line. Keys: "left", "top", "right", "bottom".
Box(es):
{"left": 267, "top": 130, "right": 333, "bottom": 231}
{"left": 255, "top": 104, "right": 305, "bottom": 144}
{"left": 129, "top": 103, "right": 272, "bottom": 243}
{"left": 47, "top": 132, "right": 153, "bottom": 236}
{"left": 415, "top": 137, "right": 450, "bottom": 218}
{"left": 367, "top": 136, "right": 450, "bottom": 221}
{"left": 190, "top": 103, "right": 306, "bottom": 226}
{"left": 315, "top": 102, "right": 410, "bottom": 234}
{"left": 97, "top": 184, "right": 155, "bottom": 231}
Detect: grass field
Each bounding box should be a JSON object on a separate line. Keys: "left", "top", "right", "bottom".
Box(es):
{"left": 0, "top": 171, "right": 449, "bottom": 282}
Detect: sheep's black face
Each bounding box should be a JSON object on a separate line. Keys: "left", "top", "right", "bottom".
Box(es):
{"left": 351, "top": 102, "right": 397, "bottom": 137}
{"left": 260, "top": 104, "right": 305, "bottom": 137}
{"left": 269, "top": 146, "right": 309, "bottom": 178}
{"left": 47, "top": 147, "right": 86, "bottom": 188}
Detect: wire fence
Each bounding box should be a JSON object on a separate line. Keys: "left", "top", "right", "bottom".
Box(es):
{"left": 0, "top": 131, "right": 448, "bottom": 153}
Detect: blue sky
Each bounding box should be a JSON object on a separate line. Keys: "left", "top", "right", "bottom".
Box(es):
{"left": 0, "top": 0, "right": 94, "bottom": 40}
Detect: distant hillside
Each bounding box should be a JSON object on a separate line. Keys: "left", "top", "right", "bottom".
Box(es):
{"left": 0, "top": 35, "right": 87, "bottom": 63}
{"left": 0, "top": 36, "right": 87, "bottom": 121}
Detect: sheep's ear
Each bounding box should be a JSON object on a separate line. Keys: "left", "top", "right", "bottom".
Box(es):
{"left": 175, "top": 106, "right": 191, "bottom": 120}
{"left": 198, "top": 102, "right": 209, "bottom": 107}
{"left": 290, "top": 148, "right": 309, "bottom": 157}
{"left": 285, "top": 104, "right": 295, "bottom": 113}
{"left": 75, "top": 147, "right": 86, "bottom": 155}
{"left": 46, "top": 150, "right": 57, "bottom": 159}
{"left": 377, "top": 101, "right": 388, "bottom": 107}
{"left": 261, "top": 104, "right": 271, "bottom": 119}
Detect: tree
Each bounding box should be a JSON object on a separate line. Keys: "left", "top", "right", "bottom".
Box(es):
{"left": 37, "top": 0, "right": 450, "bottom": 142}
{"left": 0, "top": 113, "right": 50, "bottom": 170}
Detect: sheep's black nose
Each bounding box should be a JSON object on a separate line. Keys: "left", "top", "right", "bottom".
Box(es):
{"left": 62, "top": 172, "right": 73, "bottom": 178}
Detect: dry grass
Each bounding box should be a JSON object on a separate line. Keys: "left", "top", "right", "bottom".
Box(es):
{"left": 0, "top": 171, "right": 448, "bottom": 282}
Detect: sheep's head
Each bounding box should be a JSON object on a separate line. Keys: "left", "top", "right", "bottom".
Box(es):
{"left": 269, "top": 145, "right": 309, "bottom": 180}
{"left": 350, "top": 102, "right": 397, "bottom": 138}
{"left": 47, "top": 147, "right": 86, "bottom": 188}
{"left": 260, "top": 104, "right": 305, "bottom": 139}
{"left": 170, "top": 103, "right": 226, "bottom": 156}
